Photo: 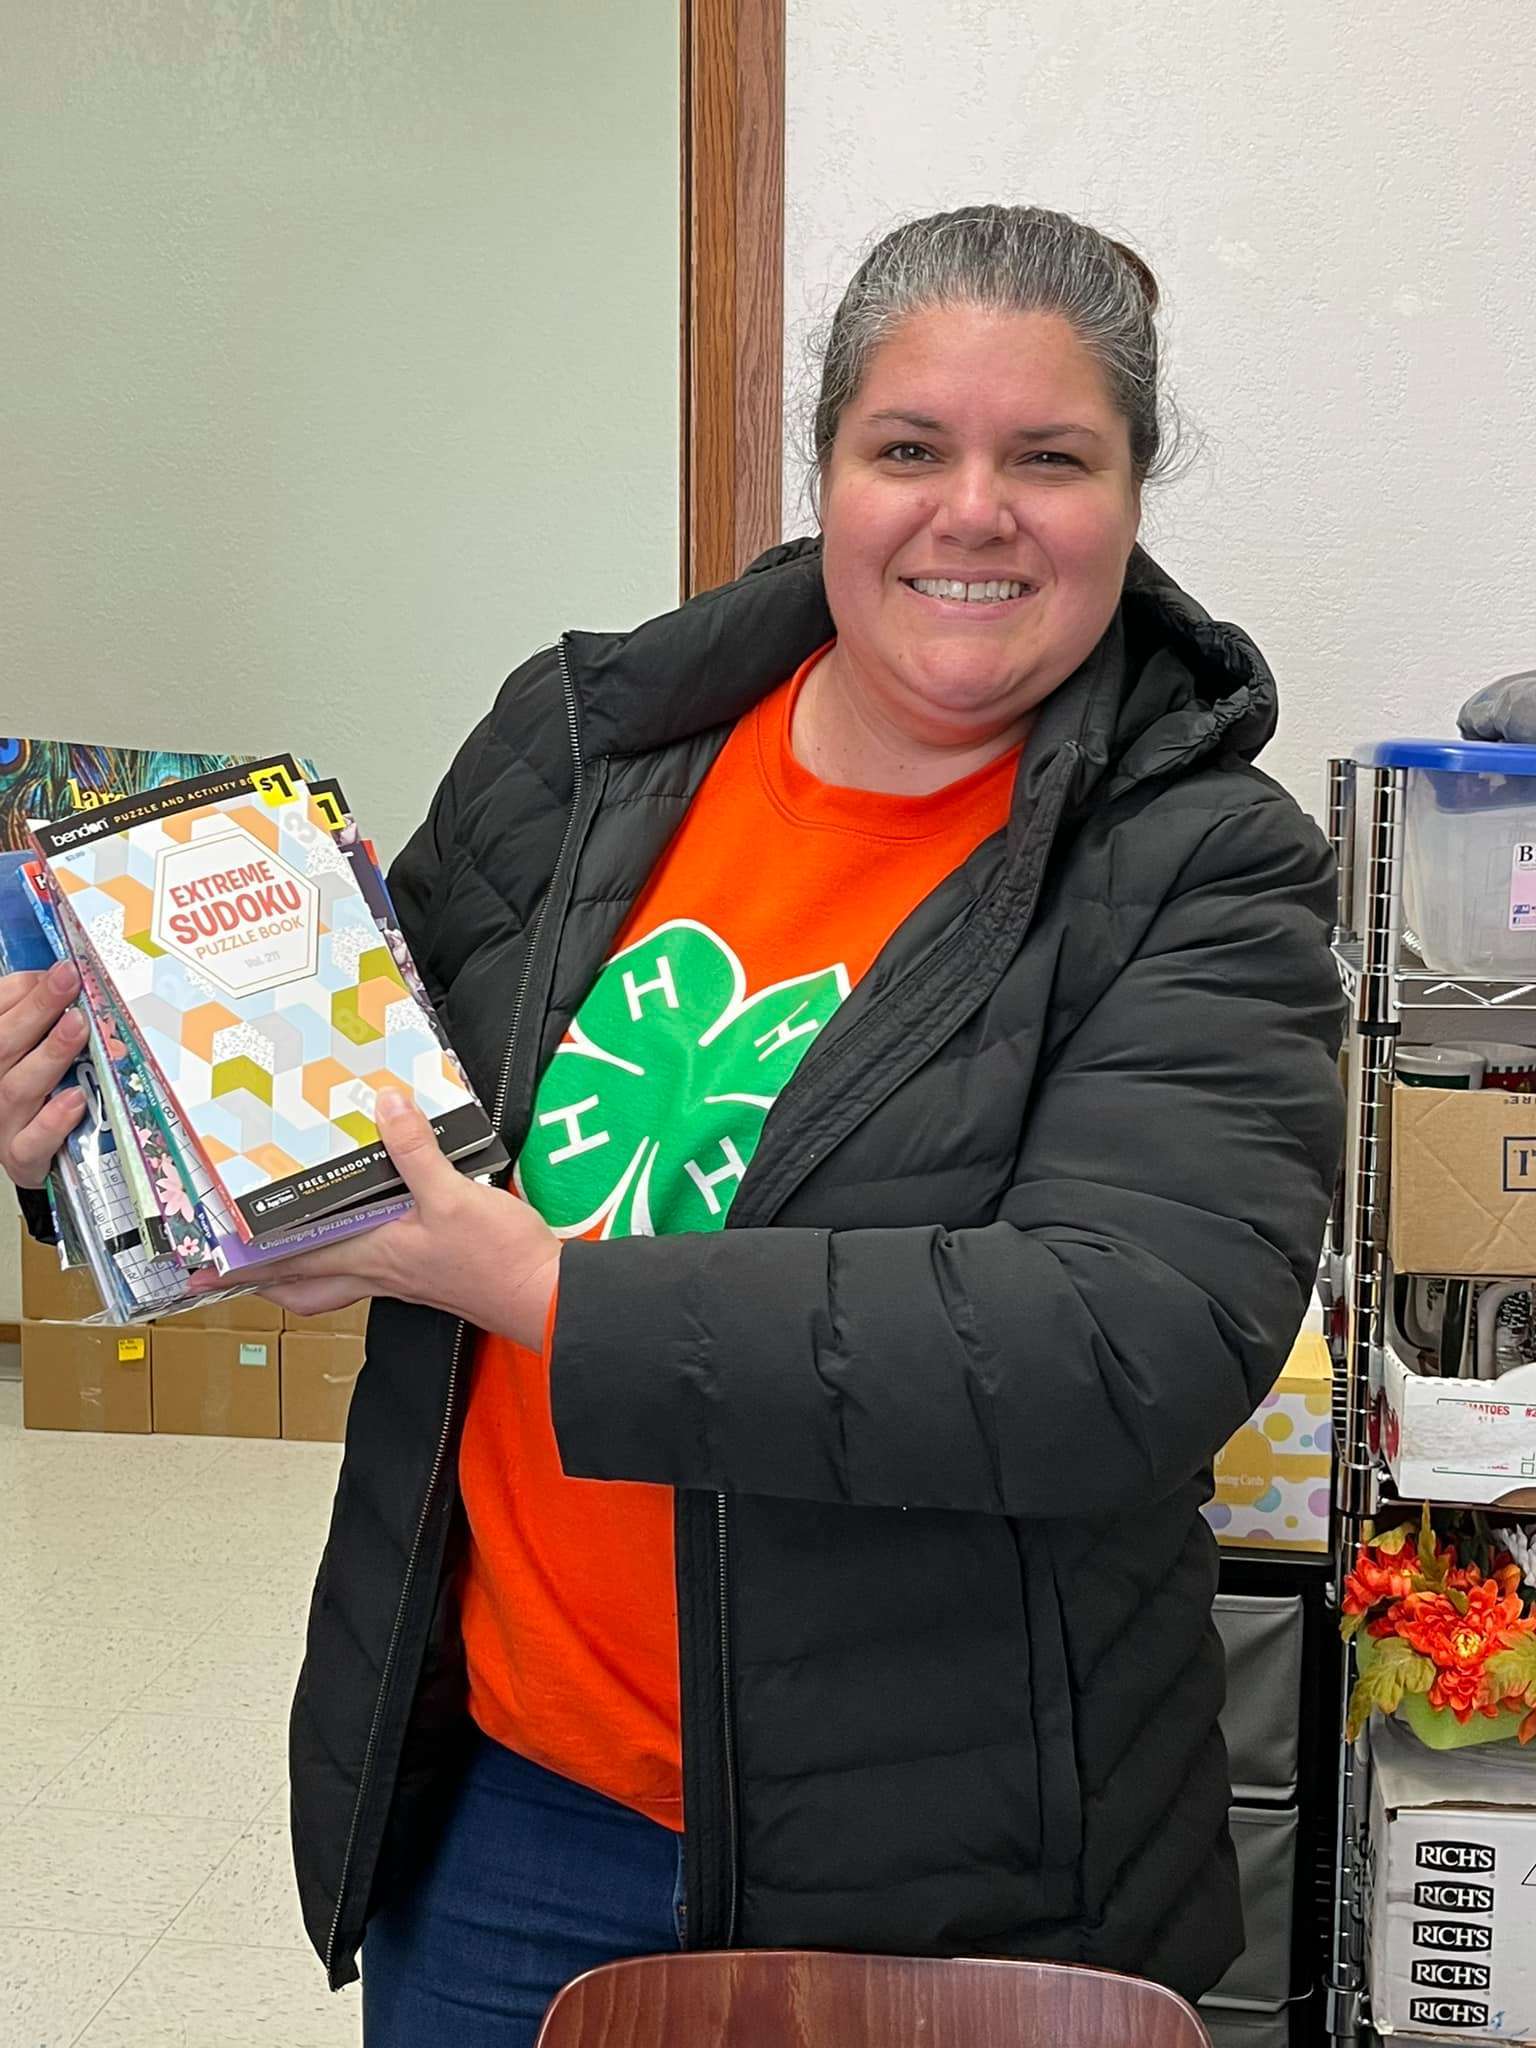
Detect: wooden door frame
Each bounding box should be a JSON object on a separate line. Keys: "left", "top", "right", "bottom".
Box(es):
{"left": 680, "top": 0, "right": 786, "bottom": 598}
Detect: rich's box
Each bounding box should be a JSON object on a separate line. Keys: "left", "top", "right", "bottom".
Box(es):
{"left": 281, "top": 1329, "right": 365, "bottom": 1442}
{"left": 152, "top": 1325, "right": 279, "bottom": 1438}
{"left": 1204, "top": 1331, "right": 1332, "bottom": 1552}
{"left": 283, "top": 1300, "right": 369, "bottom": 1336}
{"left": 21, "top": 1319, "right": 151, "bottom": 1432}
{"left": 1391, "top": 1084, "right": 1536, "bottom": 1276}
{"left": 19, "top": 1217, "right": 102, "bottom": 1322}
{"left": 1367, "top": 1713, "right": 1536, "bottom": 2041}
{"left": 1377, "top": 1342, "right": 1536, "bottom": 1510}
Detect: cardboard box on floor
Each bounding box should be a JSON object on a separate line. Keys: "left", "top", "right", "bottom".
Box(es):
{"left": 1204, "top": 1330, "right": 1334, "bottom": 1552}
{"left": 284, "top": 1299, "right": 369, "bottom": 1336}
{"left": 21, "top": 1319, "right": 152, "bottom": 1432}
{"left": 1368, "top": 1713, "right": 1536, "bottom": 2040}
{"left": 18, "top": 1216, "right": 103, "bottom": 1322}
{"left": 172, "top": 1290, "right": 283, "bottom": 1333}
{"left": 1391, "top": 1084, "right": 1536, "bottom": 1275}
{"left": 152, "top": 1325, "right": 280, "bottom": 1438}
{"left": 281, "top": 1329, "right": 365, "bottom": 1442}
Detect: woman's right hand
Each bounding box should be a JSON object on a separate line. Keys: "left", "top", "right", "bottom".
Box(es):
{"left": 0, "top": 963, "right": 89, "bottom": 1189}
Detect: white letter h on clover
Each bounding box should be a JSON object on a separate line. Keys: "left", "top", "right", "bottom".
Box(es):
{"left": 538, "top": 1094, "right": 611, "bottom": 1166}
{"left": 683, "top": 1136, "right": 748, "bottom": 1217}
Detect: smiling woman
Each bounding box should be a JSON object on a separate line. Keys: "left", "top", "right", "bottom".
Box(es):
{"left": 248, "top": 203, "right": 1348, "bottom": 2047}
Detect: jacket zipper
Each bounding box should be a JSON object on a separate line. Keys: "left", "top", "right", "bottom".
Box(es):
{"left": 715, "top": 1492, "right": 739, "bottom": 1944}
{"left": 324, "top": 641, "right": 586, "bottom": 1986}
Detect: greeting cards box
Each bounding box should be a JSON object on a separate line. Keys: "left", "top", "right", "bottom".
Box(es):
{"left": 1205, "top": 1331, "right": 1333, "bottom": 1552}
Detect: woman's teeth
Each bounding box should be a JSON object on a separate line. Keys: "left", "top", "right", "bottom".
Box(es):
{"left": 907, "top": 578, "right": 1030, "bottom": 603}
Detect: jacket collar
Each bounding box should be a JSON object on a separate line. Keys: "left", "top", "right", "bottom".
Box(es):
{"left": 563, "top": 537, "right": 1278, "bottom": 814}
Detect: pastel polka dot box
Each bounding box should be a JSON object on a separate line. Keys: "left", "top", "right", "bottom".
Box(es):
{"left": 1204, "top": 1330, "right": 1333, "bottom": 1552}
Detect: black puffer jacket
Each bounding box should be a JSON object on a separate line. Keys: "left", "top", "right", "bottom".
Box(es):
{"left": 283, "top": 539, "right": 1344, "bottom": 1997}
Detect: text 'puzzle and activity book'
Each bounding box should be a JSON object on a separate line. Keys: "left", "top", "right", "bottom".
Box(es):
{"left": 1, "top": 746, "right": 507, "bottom": 1323}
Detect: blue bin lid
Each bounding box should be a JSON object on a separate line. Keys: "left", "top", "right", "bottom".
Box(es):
{"left": 1355, "top": 737, "right": 1536, "bottom": 774}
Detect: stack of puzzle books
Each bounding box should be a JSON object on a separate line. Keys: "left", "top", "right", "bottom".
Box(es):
{"left": 0, "top": 747, "right": 504, "bottom": 1322}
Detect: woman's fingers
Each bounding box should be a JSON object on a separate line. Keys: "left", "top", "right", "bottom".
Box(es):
{"left": 5, "top": 1086, "right": 88, "bottom": 1186}
{"left": 0, "top": 980, "right": 91, "bottom": 1186}
{"left": 0, "top": 962, "right": 79, "bottom": 1065}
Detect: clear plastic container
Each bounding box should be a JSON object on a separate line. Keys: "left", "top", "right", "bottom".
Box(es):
{"left": 1359, "top": 739, "right": 1536, "bottom": 975}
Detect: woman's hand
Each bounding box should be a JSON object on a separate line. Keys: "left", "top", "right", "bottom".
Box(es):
{"left": 0, "top": 963, "right": 89, "bottom": 1189}
{"left": 193, "top": 1090, "right": 563, "bottom": 1349}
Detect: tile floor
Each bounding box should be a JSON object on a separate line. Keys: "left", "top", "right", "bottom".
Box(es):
{"left": 0, "top": 1378, "right": 363, "bottom": 2046}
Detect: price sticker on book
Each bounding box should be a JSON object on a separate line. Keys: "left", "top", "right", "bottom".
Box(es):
{"left": 250, "top": 764, "right": 297, "bottom": 808}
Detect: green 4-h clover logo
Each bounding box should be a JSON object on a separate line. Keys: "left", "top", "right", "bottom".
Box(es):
{"left": 515, "top": 919, "right": 850, "bottom": 1239}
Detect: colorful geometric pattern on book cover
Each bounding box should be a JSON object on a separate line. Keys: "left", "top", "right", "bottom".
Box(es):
{"left": 43, "top": 768, "right": 483, "bottom": 1231}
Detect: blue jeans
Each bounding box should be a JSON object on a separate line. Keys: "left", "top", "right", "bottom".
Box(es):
{"left": 362, "top": 1733, "right": 684, "bottom": 2047}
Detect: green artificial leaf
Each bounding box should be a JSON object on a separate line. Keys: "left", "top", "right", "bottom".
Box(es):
{"left": 517, "top": 919, "right": 850, "bottom": 1241}
{"left": 1346, "top": 1637, "right": 1436, "bottom": 1742}
{"left": 1486, "top": 1637, "right": 1536, "bottom": 1707}
{"left": 1376, "top": 1522, "right": 1414, "bottom": 1557}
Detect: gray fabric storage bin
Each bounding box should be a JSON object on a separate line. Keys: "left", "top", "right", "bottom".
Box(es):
{"left": 1203, "top": 1803, "right": 1299, "bottom": 2008}
{"left": 1214, "top": 1592, "right": 1304, "bottom": 1801}
{"left": 1198, "top": 2006, "right": 1291, "bottom": 2048}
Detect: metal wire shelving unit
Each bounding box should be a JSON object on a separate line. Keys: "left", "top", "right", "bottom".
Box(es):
{"left": 1322, "top": 755, "right": 1536, "bottom": 2045}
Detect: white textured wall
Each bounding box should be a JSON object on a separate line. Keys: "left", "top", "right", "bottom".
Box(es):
{"left": 784, "top": 0, "right": 1536, "bottom": 818}
{"left": 1, "top": 0, "right": 679, "bottom": 1320}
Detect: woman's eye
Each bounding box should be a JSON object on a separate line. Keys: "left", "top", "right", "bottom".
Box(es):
{"left": 880, "top": 442, "right": 934, "bottom": 464}
{"left": 1023, "top": 450, "right": 1082, "bottom": 470}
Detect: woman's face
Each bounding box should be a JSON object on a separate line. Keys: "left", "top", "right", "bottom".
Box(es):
{"left": 818, "top": 304, "right": 1142, "bottom": 748}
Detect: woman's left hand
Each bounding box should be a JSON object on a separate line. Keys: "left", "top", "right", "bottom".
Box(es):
{"left": 190, "top": 1090, "right": 562, "bottom": 1348}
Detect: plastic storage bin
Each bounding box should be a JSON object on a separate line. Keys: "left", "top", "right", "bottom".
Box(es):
{"left": 1358, "top": 739, "right": 1536, "bottom": 975}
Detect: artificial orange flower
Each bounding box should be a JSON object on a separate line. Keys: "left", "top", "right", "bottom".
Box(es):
{"left": 1342, "top": 1544, "right": 1421, "bottom": 1615}
{"left": 1389, "top": 1583, "right": 1536, "bottom": 1722}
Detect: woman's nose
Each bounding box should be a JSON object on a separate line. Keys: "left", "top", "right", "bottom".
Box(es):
{"left": 932, "top": 465, "right": 1018, "bottom": 547}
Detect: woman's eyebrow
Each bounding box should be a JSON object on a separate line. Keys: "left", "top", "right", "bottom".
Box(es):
{"left": 863, "top": 409, "right": 1104, "bottom": 444}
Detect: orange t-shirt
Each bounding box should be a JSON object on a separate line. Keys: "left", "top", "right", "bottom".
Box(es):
{"left": 457, "top": 646, "right": 1020, "bottom": 1829}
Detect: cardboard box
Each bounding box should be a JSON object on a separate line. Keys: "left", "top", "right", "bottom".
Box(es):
{"left": 151, "top": 1325, "right": 280, "bottom": 1438}
{"left": 1204, "top": 1331, "right": 1333, "bottom": 1552}
{"left": 18, "top": 1217, "right": 104, "bottom": 1322}
{"left": 1391, "top": 1084, "right": 1536, "bottom": 1276}
{"left": 1376, "top": 1341, "right": 1536, "bottom": 1509}
{"left": 171, "top": 1291, "right": 284, "bottom": 1333}
{"left": 281, "top": 1329, "right": 365, "bottom": 1442}
{"left": 283, "top": 1299, "right": 369, "bottom": 1336}
{"left": 1367, "top": 1713, "right": 1536, "bottom": 2040}
{"left": 20, "top": 1319, "right": 152, "bottom": 1431}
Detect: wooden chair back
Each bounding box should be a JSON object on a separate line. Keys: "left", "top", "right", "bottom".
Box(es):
{"left": 534, "top": 1948, "right": 1215, "bottom": 2047}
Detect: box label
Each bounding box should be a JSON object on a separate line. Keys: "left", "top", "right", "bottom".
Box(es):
{"left": 1412, "top": 1960, "right": 1492, "bottom": 1990}
{"left": 1418, "top": 1840, "right": 1497, "bottom": 1872}
{"left": 1503, "top": 1138, "right": 1536, "bottom": 1192}
{"left": 238, "top": 1342, "right": 270, "bottom": 1368}
{"left": 116, "top": 1335, "right": 147, "bottom": 1362}
{"left": 1511, "top": 842, "right": 1536, "bottom": 932}
{"left": 1414, "top": 1879, "right": 1495, "bottom": 1913}
{"left": 1413, "top": 1920, "right": 1494, "bottom": 1951}
{"left": 1411, "top": 1997, "right": 1490, "bottom": 2028}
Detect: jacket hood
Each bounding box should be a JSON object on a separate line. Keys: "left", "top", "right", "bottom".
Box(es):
{"left": 566, "top": 536, "right": 1278, "bottom": 807}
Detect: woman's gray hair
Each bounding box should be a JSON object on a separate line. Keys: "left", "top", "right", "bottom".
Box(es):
{"left": 812, "top": 204, "right": 1172, "bottom": 488}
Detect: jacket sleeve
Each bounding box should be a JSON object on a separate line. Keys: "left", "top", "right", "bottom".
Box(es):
{"left": 385, "top": 710, "right": 491, "bottom": 1013}
{"left": 549, "top": 794, "right": 1346, "bottom": 1518}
